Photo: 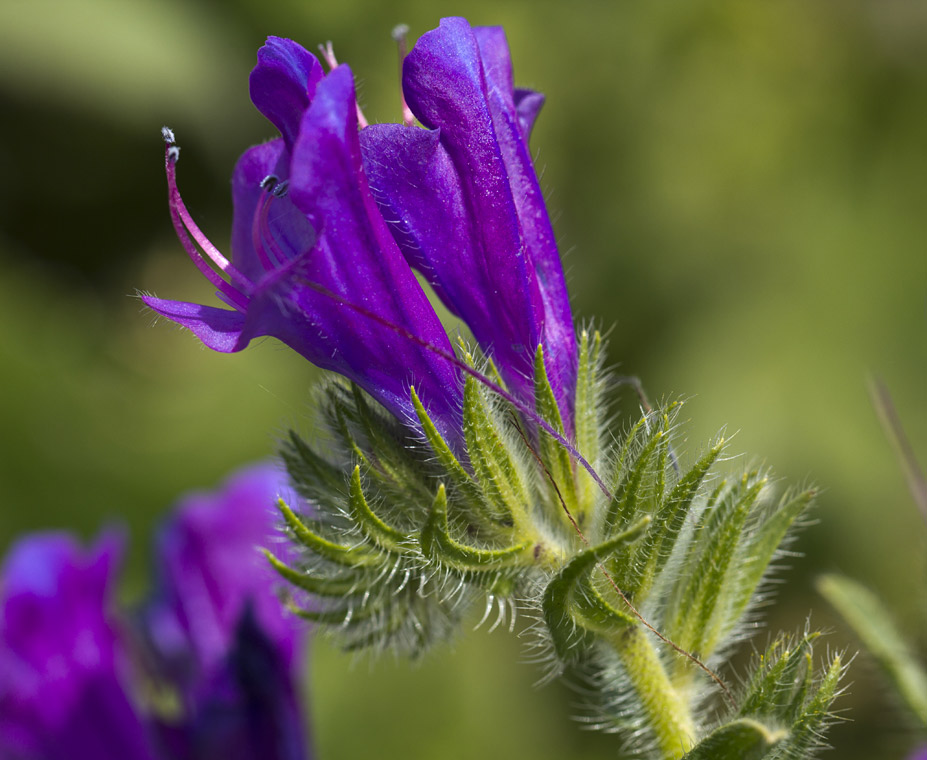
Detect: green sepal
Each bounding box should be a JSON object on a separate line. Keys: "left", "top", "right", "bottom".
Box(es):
{"left": 818, "top": 573, "right": 927, "bottom": 727}
{"left": 614, "top": 415, "right": 648, "bottom": 486}
{"left": 277, "top": 498, "right": 380, "bottom": 568}
{"left": 326, "top": 388, "right": 373, "bottom": 471}
{"left": 410, "top": 386, "right": 491, "bottom": 529}
{"left": 262, "top": 549, "right": 362, "bottom": 597}
{"left": 738, "top": 633, "right": 820, "bottom": 719}
{"left": 730, "top": 632, "right": 845, "bottom": 758}
{"left": 348, "top": 384, "right": 432, "bottom": 499}
{"left": 667, "top": 471, "right": 766, "bottom": 659}
{"left": 454, "top": 340, "right": 506, "bottom": 392}
{"left": 336, "top": 597, "right": 438, "bottom": 653}
{"left": 625, "top": 438, "right": 725, "bottom": 599}
{"left": 421, "top": 484, "right": 532, "bottom": 576}
{"left": 483, "top": 355, "right": 506, "bottom": 391}
{"left": 348, "top": 466, "right": 417, "bottom": 554}
{"left": 289, "top": 596, "right": 383, "bottom": 626}
{"left": 281, "top": 430, "right": 348, "bottom": 503}
{"left": 542, "top": 517, "right": 650, "bottom": 660}
{"left": 534, "top": 345, "right": 579, "bottom": 526}
{"left": 603, "top": 413, "right": 668, "bottom": 535}
{"left": 573, "top": 329, "right": 603, "bottom": 474}
{"left": 729, "top": 488, "right": 815, "bottom": 623}
{"left": 573, "top": 329, "right": 604, "bottom": 516}
{"left": 681, "top": 718, "right": 785, "bottom": 760}
{"left": 462, "top": 376, "right": 528, "bottom": 525}
{"left": 780, "top": 653, "right": 844, "bottom": 756}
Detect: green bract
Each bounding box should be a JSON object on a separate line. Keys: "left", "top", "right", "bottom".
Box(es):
{"left": 271, "top": 328, "right": 844, "bottom": 759}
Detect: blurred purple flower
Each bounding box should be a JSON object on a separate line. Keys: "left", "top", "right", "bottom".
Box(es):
{"left": 909, "top": 748, "right": 927, "bottom": 760}
{"left": 361, "top": 17, "right": 577, "bottom": 431}
{"left": 0, "top": 464, "right": 311, "bottom": 760}
{"left": 0, "top": 532, "right": 158, "bottom": 760}
{"left": 144, "top": 39, "right": 462, "bottom": 444}
{"left": 141, "top": 463, "right": 308, "bottom": 760}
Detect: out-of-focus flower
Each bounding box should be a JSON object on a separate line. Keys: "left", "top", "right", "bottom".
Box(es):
{"left": 0, "top": 532, "right": 158, "bottom": 760}
{"left": 144, "top": 40, "right": 463, "bottom": 444}
{"left": 141, "top": 464, "right": 308, "bottom": 760}
{"left": 909, "top": 748, "right": 927, "bottom": 760}
{"left": 361, "top": 17, "right": 577, "bottom": 431}
{"left": 0, "top": 464, "right": 311, "bottom": 760}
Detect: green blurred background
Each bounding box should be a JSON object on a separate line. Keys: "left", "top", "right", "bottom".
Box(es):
{"left": 1, "top": 0, "right": 925, "bottom": 757}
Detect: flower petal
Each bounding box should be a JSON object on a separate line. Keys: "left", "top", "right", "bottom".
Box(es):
{"left": 513, "top": 88, "right": 545, "bottom": 141}
{"left": 250, "top": 37, "right": 325, "bottom": 152}
{"left": 0, "top": 533, "right": 157, "bottom": 760}
{"left": 149, "top": 42, "right": 464, "bottom": 443}
{"left": 360, "top": 121, "right": 541, "bottom": 397}
{"left": 277, "top": 64, "right": 463, "bottom": 440}
{"left": 142, "top": 295, "right": 250, "bottom": 353}
{"left": 365, "top": 17, "right": 576, "bottom": 425}
{"left": 230, "top": 140, "right": 316, "bottom": 282}
{"left": 176, "top": 609, "right": 309, "bottom": 760}
{"left": 472, "top": 24, "right": 577, "bottom": 416}
{"left": 141, "top": 464, "right": 303, "bottom": 686}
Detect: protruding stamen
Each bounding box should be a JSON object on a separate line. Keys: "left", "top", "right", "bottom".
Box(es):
{"left": 251, "top": 184, "right": 293, "bottom": 272}
{"left": 391, "top": 24, "right": 415, "bottom": 127}
{"left": 162, "top": 140, "right": 251, "bottom": 309}
{"left": 260, "top": 174, "right": 279, "bottom": 191}
{"left": 161, "top": 126, "right": 176, "bottom": 144}
{"left": 318, "top": 40, "right": 369, "bottom": 129}
{"left": 252, "top": 191, "right": 278, "bottom": 272}
{"left": 318, "top": 41, "right": 339, "bottom": 70}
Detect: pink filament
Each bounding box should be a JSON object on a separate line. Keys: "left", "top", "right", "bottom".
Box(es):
{"left": 392, "top": 26, "right": 416, "bottom": 127}
{"left": 164, "top": 147, "right": 251, "bottom": 310}
{"left": 317, "top": 42, "right": 369, "bottom": 129}
{"left": 251, "top": 190, "right": 293, "bottom": 272}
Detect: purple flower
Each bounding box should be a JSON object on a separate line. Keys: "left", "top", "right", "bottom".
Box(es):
{"left": 360, "top": 17, "right": 577, "bottom": 432}
{"left": 0, "top": 464, "right": 312, "bottom": 760}
{"left": 0, "top": 532, "right": 158, "bottom": 760}
{"left": 140, "top": 464, "right": 308, "bottom": 760}
{"left": 144, "top": 39, "right": 463, "bottom": 444}
{"left": 909, "top": 748, "right": 927, "bottom": 760}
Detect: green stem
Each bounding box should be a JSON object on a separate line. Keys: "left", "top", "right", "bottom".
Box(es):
{"left": 610, "top": 626, "right": 696, "bottom": 759}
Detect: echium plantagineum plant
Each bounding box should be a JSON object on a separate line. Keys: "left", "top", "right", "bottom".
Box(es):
{"left": 144, "top": 17, "right": 846, "bottom": 760}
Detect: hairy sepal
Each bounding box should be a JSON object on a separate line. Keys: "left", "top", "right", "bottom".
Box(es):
{"left": 542, "top": 517, "right": 650, "bottom": 661}
{"left": 270, "top": 334, "right": 843, "bottom": 756}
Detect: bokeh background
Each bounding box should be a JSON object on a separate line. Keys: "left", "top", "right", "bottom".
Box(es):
{"left": 1, "top": 0, "right": 926, "bottom": 757}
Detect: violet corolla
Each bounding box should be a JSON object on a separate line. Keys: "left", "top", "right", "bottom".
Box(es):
{"left": 145, "top": 21, "right": 582, "bottom": 446}
{"left": 145, "top": 41, "right": 462, "bottom": 443}
{"left": 0, "top": 464, "right": 311, "bottom": 760}
{"left": 361, "top": 17, "right": 577, "bottom": 431}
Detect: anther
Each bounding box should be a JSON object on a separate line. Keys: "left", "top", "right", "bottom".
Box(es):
{"left": 271, "top": 180, "right": 289, "bottom": 198}
{"left": 167, "top": 145, "right": 181, "bottom": 163}
{"left": 161, "top": 126, "right": 176, "bottom": 144}
{"left": 260, "top": 174, "right": 279, "bottom": 191}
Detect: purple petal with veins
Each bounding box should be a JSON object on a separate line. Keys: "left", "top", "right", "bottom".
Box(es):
{"left": 145, "top": 42, "right": 463, "bottom": 445}
{"left": 361, "top": 17, "right": 577, "bottom": 432}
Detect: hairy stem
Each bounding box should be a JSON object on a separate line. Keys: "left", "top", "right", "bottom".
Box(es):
{"left": 610, "top": 626, "right": 696, "bottom": 759}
